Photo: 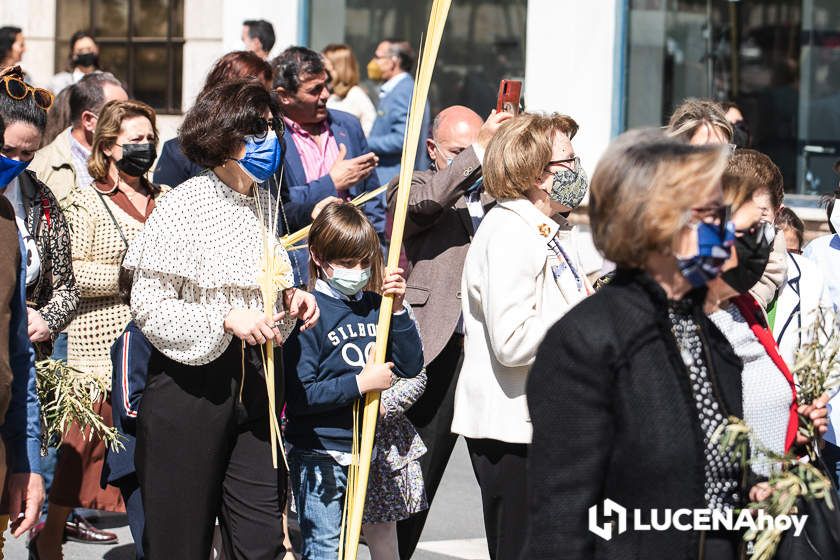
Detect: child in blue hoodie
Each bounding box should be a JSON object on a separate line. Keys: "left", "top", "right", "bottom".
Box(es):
{"left": 283, "top": 203, "right": 424, "bottom": 560}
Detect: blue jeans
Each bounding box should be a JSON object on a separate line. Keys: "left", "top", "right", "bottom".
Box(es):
{"left": 288, "top": 448, "right": 348, "bottom": 560}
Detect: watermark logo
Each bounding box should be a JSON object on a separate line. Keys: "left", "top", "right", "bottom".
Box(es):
{"left": 588, "top": 500, "right": 808, "bottom": 541}
{"left": 588, "top": 499, "right": 627, "bottom": 541}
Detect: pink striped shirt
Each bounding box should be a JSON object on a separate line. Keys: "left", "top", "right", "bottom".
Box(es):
{"left": 283, "top": 117, "right": 340, "bottom": 184}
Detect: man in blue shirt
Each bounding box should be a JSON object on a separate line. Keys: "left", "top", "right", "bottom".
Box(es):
{"left": 366, "top": 39, "right": 430, "bottom": 185}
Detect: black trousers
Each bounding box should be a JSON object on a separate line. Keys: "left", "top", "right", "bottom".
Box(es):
{"left": 397, "top": 333, "right": 464, "bottom": 559}
{"left": 136, "top": 341, "right": 287, "bottom": 560}
{"left": 466, "top": 438, "right": 528, "bottom": 560}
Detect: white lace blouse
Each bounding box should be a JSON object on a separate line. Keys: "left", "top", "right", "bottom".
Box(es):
{"left": 124, "top": 171, "right": 295, "bottom": 366}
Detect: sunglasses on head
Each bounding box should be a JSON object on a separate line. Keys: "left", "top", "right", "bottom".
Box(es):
{"left": 1, "top": 75, "right": 54, "bottom": 111}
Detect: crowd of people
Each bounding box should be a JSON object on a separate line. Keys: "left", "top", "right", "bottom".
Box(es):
{"left": 0, "top": 15, "right": 839, "bottom": 560}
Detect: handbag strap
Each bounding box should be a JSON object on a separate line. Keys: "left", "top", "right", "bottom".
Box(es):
{"left": 95, "top": 190, "right": 128, "bottom": 249}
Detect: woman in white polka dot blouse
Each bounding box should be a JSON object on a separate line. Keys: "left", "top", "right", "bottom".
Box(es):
{"left": 123, "top": 79, "right": 319, "bottom": 559}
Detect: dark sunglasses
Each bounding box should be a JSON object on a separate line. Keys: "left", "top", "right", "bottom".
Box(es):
{"left": 692, "top": 204, "right": 732, "bottom": 237}
{"left": 1, "top": 75, "right": 54, "bottom": 111}
{"left": 249, "top": 117, "right": 284, "bottom": 140}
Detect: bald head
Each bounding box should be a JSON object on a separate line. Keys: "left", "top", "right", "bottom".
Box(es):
{"left": 428, "top": 105, "right": 483, "bottom": 171}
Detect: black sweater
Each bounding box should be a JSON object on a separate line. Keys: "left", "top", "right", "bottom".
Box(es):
{"left": 524, "top": 269, "right": 745, "bottom": 560}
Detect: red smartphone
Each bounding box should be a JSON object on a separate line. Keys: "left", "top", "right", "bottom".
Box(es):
{"left": 496, "top": 80, "right": 522, "bottom": 115}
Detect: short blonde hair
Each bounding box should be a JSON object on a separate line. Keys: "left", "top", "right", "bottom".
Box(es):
{"left": 322, "top": 44, "right": 359, "bottom": 99}
{"left": 88, "top": 99, "right": 158, "bottom": 184}
{"left": 483, "top": 113, "right": 579, "bottom": 200}
{"left": 667, "top": 98, "right": 733, "bottom": 143}
{"left": 589, "top": 128, "right": 729, "bottom": 268}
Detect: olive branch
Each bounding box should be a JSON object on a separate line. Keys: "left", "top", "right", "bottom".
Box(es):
{"left": 709, "top": 309, "right": 840, "bottom": 559}
{"left": 35, "top": 359, "right": 123, "bottom": 454}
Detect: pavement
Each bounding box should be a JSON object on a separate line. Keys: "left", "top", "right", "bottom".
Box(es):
{"left": 3, "top": 439, "right": 488, "bottom": 559}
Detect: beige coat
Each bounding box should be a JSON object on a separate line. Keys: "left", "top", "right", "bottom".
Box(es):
{"left": 30, "top": 128, "right": 79, "bottom": 203}
{"left": 452, "top": 198, "right": 592, "bottom": 444}
{"left": 65, "top": 185, "right": 163, "bottom": 381}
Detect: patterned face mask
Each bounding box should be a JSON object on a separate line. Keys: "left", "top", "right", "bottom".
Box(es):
{"left": 549, "top": 157, "right": 588, "bottom": 209}
{"left": 676, "top": 219, "right": 736, "bottom": 288}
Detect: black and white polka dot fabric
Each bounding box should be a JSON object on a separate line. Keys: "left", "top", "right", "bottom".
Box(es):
{"left": 668, "top": 301, "right": 741, "bottom": 510}
{"left": 124, "top": 171, "right": 295, "bottom": 366}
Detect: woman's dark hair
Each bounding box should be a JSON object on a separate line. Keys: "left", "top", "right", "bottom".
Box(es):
{"left": 776, "top": 207, "right": 805, "bottom": 249}
{"left": 0, "top": 74, "right": 47, "bottom": 133}
{"left": 204, "top": 50, "right": 272, "bottom": 91}
{"left": 67, "top": 30, "right": 96, "bottom": 66}
{"left": 179, "top": 79, "right": 280, "bottom": 168}
{"left": 0, "top": 113, "right": 5, "bottom": 142}
{"left": 0, "top": 27, "right": 21, "bottom": 62}
{"left": 272, "top": 46, "right": 326, "bottom": 93}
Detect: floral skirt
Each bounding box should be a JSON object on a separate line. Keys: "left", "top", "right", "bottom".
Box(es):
{"left": 362, "top": 422, "right": 428, "bottom": 524}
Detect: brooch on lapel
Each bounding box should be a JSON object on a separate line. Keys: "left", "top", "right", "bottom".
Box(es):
{"left": 537, "top": 223, "right": 551, "bottom": 237}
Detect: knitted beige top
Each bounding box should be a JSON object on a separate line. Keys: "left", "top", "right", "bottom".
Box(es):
{"left": 66, "top": 184, "right": 163, "bottom": 384}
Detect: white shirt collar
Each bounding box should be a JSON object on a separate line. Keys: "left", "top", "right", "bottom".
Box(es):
{"left": 379, "top": 72, "right": 409, "bottom": 98}
{"left": 1, "top": 177, "right": 24, "bottom": 219}
{"left": 315, "top": 277, "right": 364, "bottom": 302}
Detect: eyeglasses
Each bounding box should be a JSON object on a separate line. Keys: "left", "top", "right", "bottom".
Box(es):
{"left": 736, "top": 220, "right": 776, "bottom": 245}
{"left": 691, "top": 204, "right": 732, "bottom": 237}
{"left": 544, "top": 156, "right": 579, "bottom": 174}
{"left": 1, "top": 75, "right": 53, "bottom": 111}
{"left": 250, "top": 117, "right": 281, "bottom": 140}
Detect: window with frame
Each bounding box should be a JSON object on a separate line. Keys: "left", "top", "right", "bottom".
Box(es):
{"left": 55, "top": 0, "right": 184, "bottom": 113}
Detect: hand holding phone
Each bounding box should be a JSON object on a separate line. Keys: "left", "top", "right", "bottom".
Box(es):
{"left": 496, "top": 80, "right": 522, "bottom": 116}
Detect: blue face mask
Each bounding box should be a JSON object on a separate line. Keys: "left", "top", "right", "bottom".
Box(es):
{"left": 237, "top": 130, "right": 282, "bottom": 183}
{"left": 0, "top": 155, "right": 30, "bottom": 188}
{"left": 676, "top": 220, "right": 736, "bottom": 288}
{"left": 327, "top": 265, "right": 371, "bottom": 296}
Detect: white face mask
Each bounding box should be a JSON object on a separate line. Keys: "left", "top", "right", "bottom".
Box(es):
{"left": 831, "top": 200, "right": 840, "bottom": 234}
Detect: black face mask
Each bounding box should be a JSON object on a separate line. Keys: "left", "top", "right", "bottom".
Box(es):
{"left": 720, "top": 231, "right": 773, "bottom": 294}
{"left": 73, "top": 52, "right": 98, "bottom": 68}
{"left": 115, "top": 143, "right": 156, "bottom": 177}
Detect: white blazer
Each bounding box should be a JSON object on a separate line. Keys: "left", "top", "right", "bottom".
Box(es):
{"left": 452, "top": 198, "right": 591, "bottom": 444}
{"left": 774, "top": 252, "right": 840, "bottom": 444}
{"left": 773, "top": 252, "right": 830, "bottom": 367}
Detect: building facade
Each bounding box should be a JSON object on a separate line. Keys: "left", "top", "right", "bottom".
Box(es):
{"left": 4, "top": 0, "right": 838, "bottom": 208}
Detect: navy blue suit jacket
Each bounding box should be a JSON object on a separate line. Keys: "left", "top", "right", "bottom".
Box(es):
{"left": 367, "top": 74, "right": 431, "bottom": 185}
{"left": 152, "top": 138, "right": 204, "bottom": 188}
{"left": 277, "top": 109, "right": 385, "bottom": 285}
{"left": 278, "top": 109, "right": 385, "bottom": 235}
